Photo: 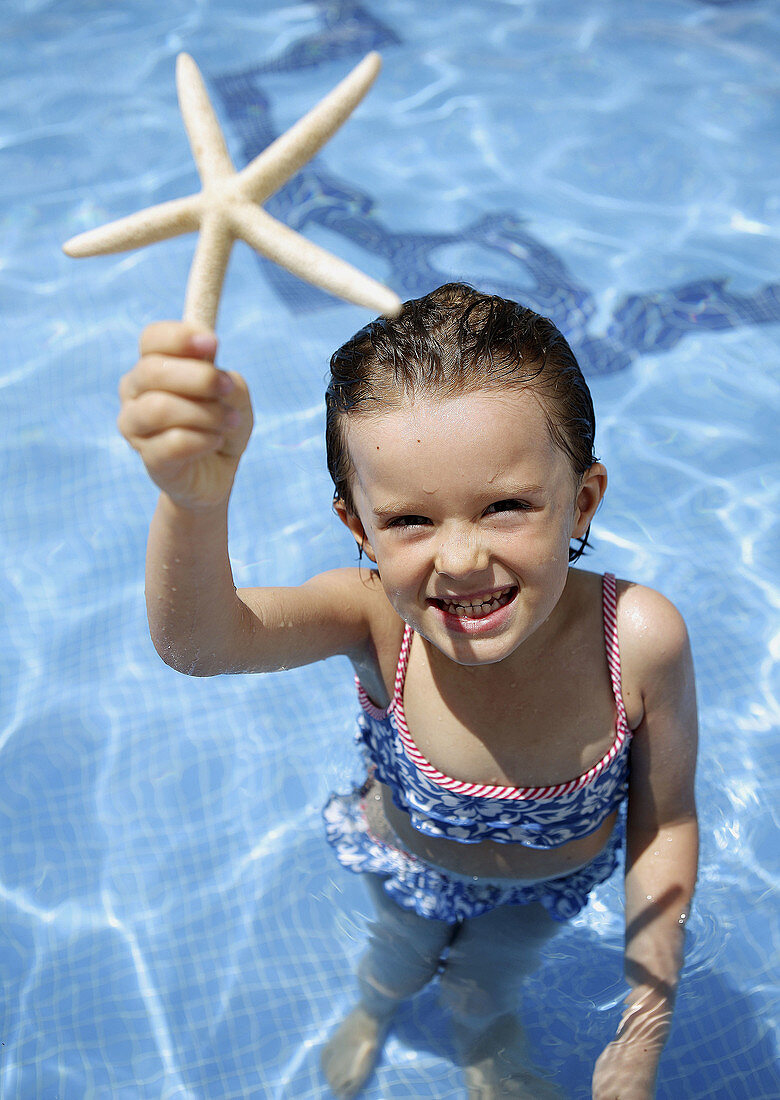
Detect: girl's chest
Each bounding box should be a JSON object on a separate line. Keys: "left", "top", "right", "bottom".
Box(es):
{"left": 401, "top": 643, "right": 619, "bottom": 789}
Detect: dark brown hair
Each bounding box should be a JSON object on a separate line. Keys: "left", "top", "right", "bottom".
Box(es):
{"left": 325, "top": 283, "right": 598, "bottom": 562}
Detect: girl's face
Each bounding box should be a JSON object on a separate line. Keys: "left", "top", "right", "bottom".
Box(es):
{"left": 337, "top": 388, "right": 606, "bottom": 668}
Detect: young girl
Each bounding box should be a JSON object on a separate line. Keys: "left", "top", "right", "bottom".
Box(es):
{"left": 118, "top": 284, "right": 698, "bottom": 1099}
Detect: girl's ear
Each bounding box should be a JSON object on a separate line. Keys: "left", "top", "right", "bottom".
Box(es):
{"left": 333, "top": 498, "right": 378, "bottom": 563}
{"left": 572, "top": 462, "right": 608, "bottom": 538}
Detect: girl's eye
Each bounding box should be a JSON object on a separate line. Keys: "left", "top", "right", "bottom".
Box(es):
{"left": 485, "top": 499, "right": 530, "bottom": 515}
{"left": 386, "top": 515, "right": 431, "bottom": 529}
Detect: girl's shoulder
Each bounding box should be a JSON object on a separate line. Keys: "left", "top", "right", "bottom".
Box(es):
{"left": 308, "top": 565, "right": 404, "bottom": 643}
{"left": 612, "top": 574, "right": 690, "bottom": 655}
{"left": 316, "top": 566, "right": 405, "bottom": 706}
{"left": 566, "top": 569, "right": 691, "bottom": 729}
{"left": 611, "top": 574, "right": 693, "bottom": 731}
{"left": 568, "top": 568, "right": 689, "bottom": 648}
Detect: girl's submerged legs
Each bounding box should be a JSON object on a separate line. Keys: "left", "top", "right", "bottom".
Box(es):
{"left": 439, "top": 901, "right": 564, "bottom": 1099}
{"left": 322, "top": 874, "right": 455, "bottom": 1098}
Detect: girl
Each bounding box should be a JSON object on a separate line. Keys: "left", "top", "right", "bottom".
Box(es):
{"left": 118, "top": 284, "right": 698, "bottom": 1099}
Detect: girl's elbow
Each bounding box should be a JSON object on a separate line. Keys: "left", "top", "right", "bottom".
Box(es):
{"left": 151, "top": 634, "right": 220, "bottom": 676}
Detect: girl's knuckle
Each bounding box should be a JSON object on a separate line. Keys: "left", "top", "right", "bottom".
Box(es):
{"left": 144, "top": 390, "right": 172, "bottom": 423}
{"left": 165, "top": 427, "right": 189, "bottom": 456}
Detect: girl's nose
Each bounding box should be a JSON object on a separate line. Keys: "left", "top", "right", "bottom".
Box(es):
{"left": 434, "top": 525, "right": 489, "bottom": 578}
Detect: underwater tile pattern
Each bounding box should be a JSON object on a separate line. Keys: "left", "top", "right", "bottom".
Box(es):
{"left": 1, "top": 0, "right": 779, "bottom": 1096}
{"left": 213, "top": 2, "right": 780, "bottom": 377}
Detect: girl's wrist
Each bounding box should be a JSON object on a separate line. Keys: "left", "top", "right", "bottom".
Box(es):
{"left": 158, "top": 489, "right": 230, "bottom": 521}
{"left": 614, "top": 986, "right": 675, "bottom": 1051}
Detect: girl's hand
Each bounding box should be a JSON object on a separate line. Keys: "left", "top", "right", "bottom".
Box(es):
{"left": 591, "top": 1037, "right": 660, "bottom": 1099}
{"left": 591, "top": 991, "right": 671, "bottom": 1100}
{"left": 118, "top": 322, "right": 253, "bottom": 510}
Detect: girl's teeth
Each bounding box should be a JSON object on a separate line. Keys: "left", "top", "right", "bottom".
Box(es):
{"left": 440, "top": 588, "right": 513, "bottom": 618}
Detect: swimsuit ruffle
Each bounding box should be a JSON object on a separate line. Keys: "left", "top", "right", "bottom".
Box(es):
{"left": 323, "top": 786, "right": 623, "bottom": 924}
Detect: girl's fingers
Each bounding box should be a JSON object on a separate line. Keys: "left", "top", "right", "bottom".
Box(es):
{"left": 137, "top": 427, "right": 227, "bottom": 468}
{"left": 139, "top": 321, "right": 217, "bottom": 360}
{"left": 120, "top": 359, "right": 251, "bottom": 420}
{"left": 120, "top": 355, "right": 232, "bottom": 402}
{"left": 120, "top": 326, "right": 254, "bottom": 497}
{"left": 119, "top": 391, "right": 237, "bottom": 443}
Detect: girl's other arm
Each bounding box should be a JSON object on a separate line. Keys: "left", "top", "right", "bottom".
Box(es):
{"left": 593, "top": 588, "right": 698, "bottom": 1100}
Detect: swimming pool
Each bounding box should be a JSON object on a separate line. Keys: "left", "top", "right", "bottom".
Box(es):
{"left": 2, "top": 0, "right": 778, "bottom": 1096}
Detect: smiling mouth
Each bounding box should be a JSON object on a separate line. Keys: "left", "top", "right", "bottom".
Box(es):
{"left": 431, "top": 585, "right": 517, "bottom": 620}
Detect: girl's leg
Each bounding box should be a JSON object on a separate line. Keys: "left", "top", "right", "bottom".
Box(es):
{"left": 438, "top": 901, "right": 564, "bottom": 1099}
{"left": 322, "top": 874, "right": 455, "bottom": 1098}
{"left": 358, "top": 873, "right": 457, "bottom": 1008}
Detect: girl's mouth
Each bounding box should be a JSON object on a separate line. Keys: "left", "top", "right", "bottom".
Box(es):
{"left": 430, "top": 585, "right": 517, "bottom": 621}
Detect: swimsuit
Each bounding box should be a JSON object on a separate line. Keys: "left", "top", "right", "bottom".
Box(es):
{"left": 324, "top": 573, "right": 631, "bottom": 923}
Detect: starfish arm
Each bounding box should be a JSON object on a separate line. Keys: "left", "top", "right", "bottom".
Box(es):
{"left": 183, "top": 209, "right": 236, "bottom": 329}
{"left": 176, "top": 53, "right": 235, "bottom": 184}
{"left": 63, "top": 196, "right": 201, "bottom": 257}
{"left": 236, "top": 52, "right": 382, "bottom": 205}
{"left": 230, "top": 203, "right": 401, "bottom": 316}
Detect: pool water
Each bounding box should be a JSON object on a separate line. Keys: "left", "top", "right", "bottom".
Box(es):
{"left": 2, "top": 1, "right": 778, "bottom": 1097}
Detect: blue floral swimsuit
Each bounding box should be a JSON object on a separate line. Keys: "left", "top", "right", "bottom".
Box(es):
{"left": 324, "top": 573, "right": 632, "bottom": 923}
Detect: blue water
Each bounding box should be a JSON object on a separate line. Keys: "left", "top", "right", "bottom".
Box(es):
{"left": 2, "top": 1, "right": 778, "bottom": 1097}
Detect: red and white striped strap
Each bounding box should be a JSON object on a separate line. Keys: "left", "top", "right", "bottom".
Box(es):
{"left": 602, "top": 572, "right": 629, "bottom": 732}
{"left": 354, "top": 622, "right": 414, "bottom": 720}
{"left": 392, "top": 623, "right": 414, "bottom": 706}
{"left": 386, "top": 575, "right": 630, "bottom": 802}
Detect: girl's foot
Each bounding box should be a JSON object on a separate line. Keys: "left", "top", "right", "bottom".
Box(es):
{"left": 465, "top": 1057, "right": 563, "bottom": 1099}
{"left": 321, "top": 1002, "right": 394, "bottom": 1098}
{"left": 457, "top": 1013, "right": 563, "bottom": 1100}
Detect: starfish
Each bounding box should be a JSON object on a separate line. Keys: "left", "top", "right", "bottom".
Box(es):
{"left": 63, "top": 52, "right": 401, "bottom": 328}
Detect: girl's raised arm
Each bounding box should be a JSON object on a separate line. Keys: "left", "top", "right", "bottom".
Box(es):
{"left": 121, "top": 322, "right": 375, "bottom": 676}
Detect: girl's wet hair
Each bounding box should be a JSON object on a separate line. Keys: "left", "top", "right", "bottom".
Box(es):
{"left": 326, "top": 282, "right": 598, "bottom": 562}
